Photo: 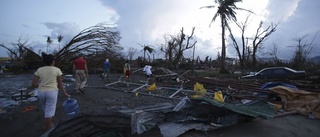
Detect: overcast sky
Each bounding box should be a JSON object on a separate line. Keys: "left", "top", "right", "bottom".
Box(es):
{"left": 0, "top": 0, "right": 319, "bottom": 60}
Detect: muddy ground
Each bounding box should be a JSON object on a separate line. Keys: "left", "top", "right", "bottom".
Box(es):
{"left": 0, "top": 73, "right": 320, "bottom": 137}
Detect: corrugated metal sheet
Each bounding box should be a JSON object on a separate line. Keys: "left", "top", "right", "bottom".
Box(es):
{"left": 197, "top": 98, "right": 276, "bottom": 119}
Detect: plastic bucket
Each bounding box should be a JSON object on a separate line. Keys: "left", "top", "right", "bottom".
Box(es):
{"left": 62, "top": 98, "right": 80, "bottom": 118}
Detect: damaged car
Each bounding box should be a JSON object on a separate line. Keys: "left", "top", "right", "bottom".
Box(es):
{"left": 240, "top": 67, "right": 306, "bottom": 80}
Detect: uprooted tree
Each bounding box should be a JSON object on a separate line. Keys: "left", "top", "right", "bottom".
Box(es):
{"left": 0, "top": 36, "right": 42, "bottom": 71}
{"left": 54, "top": 23, "right": 123, "bottom": 72}
{"left": 161, "top": 27, "right": 197, "bottom": 69}
{"left": 55, "top": 23, "right": 122, "bottom": 59}
{"left": 1, "top": 23, "right": 123, "bottom": 72}
{"left": 0, "top": 36, "right": 33, "bottom": 61}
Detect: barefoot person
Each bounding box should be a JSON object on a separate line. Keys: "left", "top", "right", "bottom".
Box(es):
{"left": 32, "top": 53, "right": 71, "bottom": 131}
{"left": 73, "top": 55, "right": 89, "bottom": 94}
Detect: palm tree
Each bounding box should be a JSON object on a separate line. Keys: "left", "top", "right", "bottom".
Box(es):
{"left": 57, "top": 35, "right": 63, "bottom": 51}
{"left": 46, "top": 36, "right": 53, "bottom": 53}
{"left": 201, "top": 0, "right": 251, "bottom": 73}
{"left": 139, "top": 44, "right": 155, "bottom": 63}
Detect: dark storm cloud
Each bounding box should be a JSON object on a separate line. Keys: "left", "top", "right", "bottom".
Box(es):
{"left": 264, "top": 0, "right": 320, "bottom": 58}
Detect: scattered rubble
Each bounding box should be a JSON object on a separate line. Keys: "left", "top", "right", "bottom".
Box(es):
{"left": 41, "top": 69, "right": 320, "bottom": 137}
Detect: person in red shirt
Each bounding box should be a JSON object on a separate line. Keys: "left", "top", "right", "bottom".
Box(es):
{"left": 123, "top": 60, "right": 131, "bottom": 79}
{"left": 123, "top": 60, "right": 131, "bottom": 86}
{"left": 73, "top": 55, "right": 89, "bottom": 94}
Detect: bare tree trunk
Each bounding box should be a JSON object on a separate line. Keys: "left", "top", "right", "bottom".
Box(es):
{"left": 192, "top": 44, "right": 195, "bottom": 70}
{"left": 251, "top": 21, "right": 278, "bottom": 69}
{"left": 220, "top": 15, "right": 226, "bottom": 73}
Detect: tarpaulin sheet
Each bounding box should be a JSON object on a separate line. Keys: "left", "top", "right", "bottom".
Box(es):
{"left": 269, "top": 86, "right": 320, "bottom": 118}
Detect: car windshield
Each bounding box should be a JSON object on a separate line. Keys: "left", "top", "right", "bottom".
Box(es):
{"left": 255, "top": 69, "right": 267, "bottom": 75}
{"left": 285, "top": 67, "right": 298, "bottom": 72}
{"left": 256, "top": 67, "right": 299, "bottom": 75}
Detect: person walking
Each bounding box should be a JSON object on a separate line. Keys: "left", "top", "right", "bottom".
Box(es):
{"left": 123, "top": 60, "right": 131, "bottom": 80}
{"left": 102, "top": 58, "right": 110, "bottom": 80}
{"left": 143, "top": 64, "right": 153, "bottom": 78}
{"left": 32, "top": 53, "right": 71, "bottom": 131}
{"left": 123, "top": 60, "right": 131, "bottom": 86}
{"left": 73, "top": 55, "right": 89, "bottom": 94}
{"left": 0, "top": 66, "right": 3, "bottom": 74}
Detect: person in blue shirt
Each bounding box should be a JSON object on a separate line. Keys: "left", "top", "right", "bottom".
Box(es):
{"left": 102, "top": 58, "right": 110, "bottom": 80}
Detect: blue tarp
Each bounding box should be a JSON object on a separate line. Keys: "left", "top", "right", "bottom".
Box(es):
{"left": 261, "top": 82, "right": 297, "bottom": 90}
